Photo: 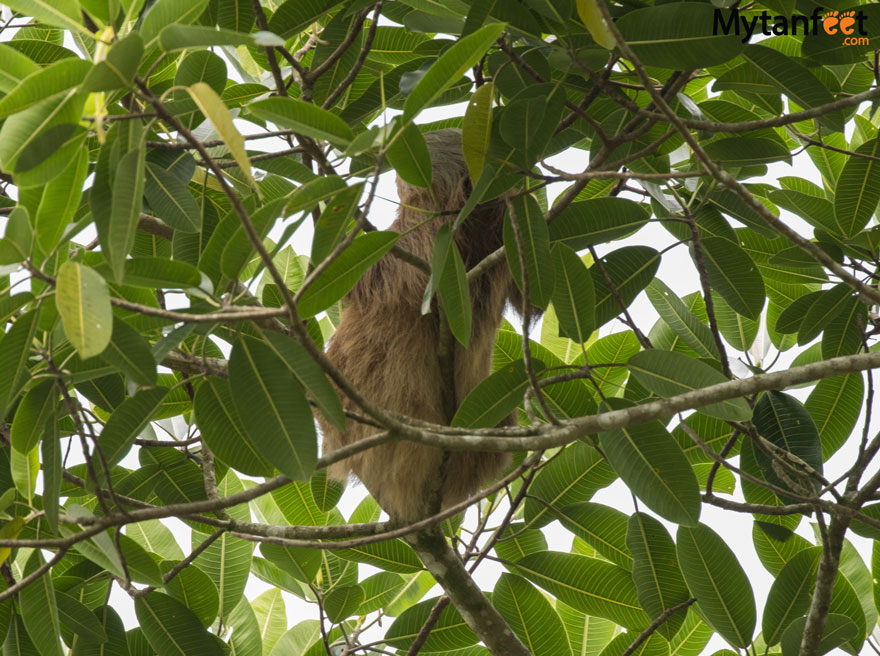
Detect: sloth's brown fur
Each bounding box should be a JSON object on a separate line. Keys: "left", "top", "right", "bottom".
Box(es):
{"left": 319, "top": 129, "right": 518, "bottom": 520}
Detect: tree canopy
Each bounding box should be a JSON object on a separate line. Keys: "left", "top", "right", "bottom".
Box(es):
{"left": 0, "top": 0, "right": 880, "bottom": 655}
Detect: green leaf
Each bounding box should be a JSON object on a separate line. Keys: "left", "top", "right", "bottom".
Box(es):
{"left": 599, "top": 405, "right": 701, "bottom": 526}
{"left": 0, "top": 206, "right": 32, "bottom": 265}
{"left": 627, "top": 512, "right": 690, "bottom": 640}
{"left": 56, "top": 261, "right": 113, "bottom": 359}
{"left": 74, "top": 606, "right": 128, "bottom": 656}
{"left": 557, "top": 603, "right": 618, "bottom": 656}
{"left": 261, "top": 331, "right": 345, "bottom": 430}
{"left": 124, "top": 257, "right": 202, "bottom": 289}
{"left": 834, "top": 138, "right": 880, "bottom": 237}
{"left": 806, "top": 373, "right": 863, "bottom": 459}
{"left": 699, "top": 237, "right": 765, "bottom": 320}
{"left": 385, "top": 121, "right": 432, "bottom": 188}
{"left": 821, "top": 294, "right": 864, "bottom": 359}
{"left": 523, "top": 441, "right": 617, "bottom": 528}
{"left": 628, "top": 350, "right": 752, "bottom": 421}
{"left": 144, "top": 162, "right": 201, "bottom": 233}
{"left": 323, "top": 586, "right": 364, "bottom": 623}
{"left": 161, "top": 563, "right": 218, "bottom": 628}
{"left": 35, "top": 146, "right": 88, "bottom": 254}
{"left": 297, "top": 231, "right": 399, "bottom": 317}
{"left": 504, "top": 195, "right": 555, "bottom": 310}
{"left": 270, "top": 481, "right": 327, "bottom": 526}
{"left": 596, "top": 633, "right": 668, "bottom": 656}
{"left": 438, "top": 237, "right": 472, "bottom": 347}
{"left": 1, "top": 0, "right": 86, "bottom": 34}
{"left": 336, "top": 539, "right": 423, "bottom": 574}
{"left": 309, "top": 469, "right": 344, "bottom": 512}
{"left": 220, "top": 198, "right": 288, "bottom": 281}
{"left": 10, "top": 447, "right": 36, "bottom": 505}
{"left": 310, "top": 183, "right": 363, "bottom": 265}
{"left": 549, "top": 198, "right": 650, "bottom": 249}
{"left": 768, "top": 189, "right": 838, "bottom": 236}
{"left": 451, "top": 358, "right": 546, "bottom": 428}
{"left": 762, "top": 546, "right": 821, "bottom": 646}
{"left": 515, "top": 552, "right": 649, "bottom": 630}
{"left": 194, "top": 378, "right": 273, "bottom": 477}
{"left": 286, "top": 176, "right": 347, "bottom": 215}
{"left": 752, "top": 390, "right": 823, "bottom": 498}
{"left": 248, "top": 96, "right": 354, "bottom": 147}
{"left": 555, "top": 502, "right": 631, "bottom": 570}
{"left": 739, "top": 439, "right": 800, "bottom": 531}
{"left": 385, "top": 597, "right": 477, "bottom": 652}
{"left": 56, "top": 590, "right": 108, "bottom": 645}
{"left": 4, "top": 615, "right": 38, "bottom": 656}
{"left": 103, "top": 145, "right": 146, "bottom": 283}
{"left": 0, "top": 43, "right": 39, "bottom": 93}
{"left": 357, "top": 573, "right": 407, "bottom": 615}
{"left": 647, "top": 279, "right": 719, "bottom": 360}
{"left": 493, "top": 574, "right": 572, "bottom": 656}
{"left": 158, "top": 25, "right": 274, "bottom": 50}
{"left": 741, "top": 45, "right": 842, "bottom": 132}
{"left": 462, "top": 82, "right": 494, "bottom": 182}
{"left": 0, "top": 58, "right": 90, "bottom": 119}
{"left": 41, "top": 420, "right": 61, "bottom": 534}
{"left": 140, "top": 0, "right": 210, "bottom": 51}
{"left": 100, "top": 317, "right": 157, "bottom": 386}
{"left": 798, "top": 284, "right": 854, "bottom": 345}
{"left": 828, "top": 569, "right": 866, "bottom": 652}
{"left": 229, "top": 337, "right": 317, "bottom": 481}
{"left": 81, "top": 33, "right": 144, "bottom": 93}
{"left": 706, "top": 189, "right": 779, "bottom": 240}
{"left": 711, "top": 291, "right": 758, "bottom": 352}
{"left": 775, "top": 291, "right": 822, "bottom": 335}
{"left": 260, "top": 543, "right": 322, "bottom": 583}
{"left": 10, "top": 379, "right": 57, "bottom": 458}
{"left": 98, "top": 388, "right": 169, "bottom": 467}
{"left": 267, "top": 0, "right": 340, "bottom": 38}
{"left": 402, "top": 23, "right": 505, "bottom": 121}
{"left": 800, "top": 3, "right": 880, "bottom": 64}
{"left": 20, "top": 551, "right": 64, "bottom": 656}
{"left": 617, "top": 3, "right": 746, "bottom": 69}
{"left": 702, "top": 137, "right": 791, "bottom": 167}
{"left": 499, "top": 93, "right": 558, "bottom": 166}
{"left": 135, "top": 592, "right": 223, "bottom": 656}
{"left": 191, "top": 529, "right": 253, "bottom": 622}
{"left": 752, "top": 523, "right": 811, "bottom": 576}
{"left": 593, "top": 246, "right": 660, "bottom": 328}
{"left": 779, "top": 613, "right": 858, "bottom": 656}
{"left": 226, "top": 597, "right": 264, "bottom": 656}
{"left": 676, "top": 523, "right": 756, "bottom": 648}
{"left": 493, "top": 522, "right": 548, "bottom": 564}
{"left": 0, "top": 93, "right": 85, "bottom": 178}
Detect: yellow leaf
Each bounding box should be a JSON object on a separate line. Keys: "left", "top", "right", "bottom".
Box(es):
{"left": 0, "top": 518, "right": 25, "bottom": 566}
{"left": 186, "top": 82, "right": 260, "bottom": 196}
{"left": 576, "top": 0, "right": 616, "bottom": 50}
{"left": 56, "top": 261, "right": 113, "bottom": 359}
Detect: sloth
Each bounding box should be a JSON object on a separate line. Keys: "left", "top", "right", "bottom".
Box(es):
{"left": 319, "top": 128, "right": 524, "bottom": 520}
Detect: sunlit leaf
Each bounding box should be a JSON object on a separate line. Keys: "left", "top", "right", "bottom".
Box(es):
{"left": 56, "top": 261, "right": 113, "bottom": 359}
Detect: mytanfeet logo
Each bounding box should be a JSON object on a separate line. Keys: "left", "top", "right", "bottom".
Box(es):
{"left": 713, "top": 6, "right": 869, "bottom": 45}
